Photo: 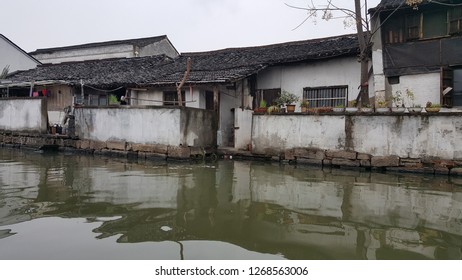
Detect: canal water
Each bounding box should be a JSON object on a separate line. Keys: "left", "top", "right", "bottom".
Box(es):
{"left": 0, "top": 148, "right": 461, "bottom": 260}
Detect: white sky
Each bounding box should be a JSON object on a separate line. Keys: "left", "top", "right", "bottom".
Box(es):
{"left": 1, "top": 0, "right": 381, "bottom": 53}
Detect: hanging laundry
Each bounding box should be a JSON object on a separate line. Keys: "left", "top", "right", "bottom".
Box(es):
{"left": 32, "top": 91, "right": 39, "bottom": 97}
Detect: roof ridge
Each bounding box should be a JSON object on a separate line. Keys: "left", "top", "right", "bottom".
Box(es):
{"left": 181, "top": 33, "right": 358, "bottom": 56}
{"left": 29, "top": 35, "right": 168, "bottom": 54}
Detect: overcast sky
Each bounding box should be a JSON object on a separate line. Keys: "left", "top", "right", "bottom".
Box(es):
{"left": 1, "top": 0, "right": 381, "bottom": 53}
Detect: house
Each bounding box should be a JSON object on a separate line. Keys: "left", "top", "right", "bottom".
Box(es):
{"left": 1, "top": 33, "right": 362, "bottom": 148}
{"left": 370, "top": 0, "right": 462, "bottom": 107}
{"left": 29, "top": 35, "right": 179, "bottom": 64}
{"left": 0, "top": 34, "right": 41, "bottom": 74}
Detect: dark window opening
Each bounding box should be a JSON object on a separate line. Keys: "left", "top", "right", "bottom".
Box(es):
{"left": 205, "top": 91, "right": 214, "bottom": 110}
{"left": 303, "top": 86, "right": 348, "bottom": 108}
{"left": 449, "top": 7, "right": 462, "bottom": 34}
{"left": 406, "top": 13, "right": 421, "bottom": 40}
{"left": 423, "top": 10, "right": 447, "bottom": 38}
{"left": 388, "top": 76, "right": 400, "bottom": 85}
{"left": 256, "top": 88, "right": 280, "bottom": 108}
{"left": 163, "top": 91, "right": 185, "bottom": 106}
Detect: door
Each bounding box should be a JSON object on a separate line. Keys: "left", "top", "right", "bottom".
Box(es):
{"left": 453, "top": 68, "right": 462, "bottom": 106}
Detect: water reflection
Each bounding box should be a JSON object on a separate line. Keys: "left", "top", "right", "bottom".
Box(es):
{"left": 0, "top": 148, "right": 461, "bottom": 259}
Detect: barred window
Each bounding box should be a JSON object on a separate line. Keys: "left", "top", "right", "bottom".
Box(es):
{"left": 303, "top": 86, "right": 348, "bottom": 108}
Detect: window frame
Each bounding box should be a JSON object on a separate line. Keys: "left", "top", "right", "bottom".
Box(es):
{"left": 303, "top": 85, "right": 348, "bottom": 108}
{"left": 163, "top": 90, "right": 185, "bottom": 106}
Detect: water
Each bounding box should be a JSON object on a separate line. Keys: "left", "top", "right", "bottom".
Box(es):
{"left": 0, "top": 148, "right": 461, "bottom": 260}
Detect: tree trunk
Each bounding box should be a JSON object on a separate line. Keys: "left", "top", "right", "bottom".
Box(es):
{"left": 355, "top": 0, "right": 370, "bottom": 106}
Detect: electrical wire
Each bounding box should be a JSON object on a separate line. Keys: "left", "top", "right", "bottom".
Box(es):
{"left": 84, "top": 84, "right": 124, "bottom": 92}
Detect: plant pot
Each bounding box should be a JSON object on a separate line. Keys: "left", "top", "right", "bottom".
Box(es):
{"left": 391, "top": 107, "right": 406, "bottom": 113}
{"left": 376, "top": 107, "right": 390, "bottom": 113}
{"left": 425, "top": 107, "right": 440, "bottom": 113}
{"left": 408, "top": 107, "right": 422, "bottom": 113}
{"left": 345, "top": 107, "right": 358, "bottom": 113}
{"left": 301, "top": 107, "right": 308, "bottom": 113}
{"left": 254, "top": 107, "right": 267, "bottom": 114}
{"left": 360, "top": 107, "right": 373, "bottom": 113}
{"left": 333, "top": 107, "right": 345, "bottom": 113}
{"left": 286, "top": 104, "right": 296, "bottom": 113}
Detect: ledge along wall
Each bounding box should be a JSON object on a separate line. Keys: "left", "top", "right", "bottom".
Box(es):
{"left": 0, "top": 98, "right": 48, "bottom": 134}
{"left": 73, "top": 106, "right": 217, "bottom": 158}
{"left": 251, "top": 113, "right": 462, "bottom": 176}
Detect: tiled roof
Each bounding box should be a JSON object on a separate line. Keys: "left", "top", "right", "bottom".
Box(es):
{"left": 7, "top": 33, "right": 360, "bottom": 88}
{"left": 29, "top": 35, "right": 169, "bottom": 55}
{"left": 370, "top": 0, "right": 454, "bottom": 12}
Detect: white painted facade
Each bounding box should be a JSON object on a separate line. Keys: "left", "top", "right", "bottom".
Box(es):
{"left": 0, "top": 98, "right": 48, "bottom": 133}
{"left": 131, "top": 81, "right": 249, "bottom": 148}
{"left": 31, "top": 37, "right": 179, "bottom": 64}
{"left": 256, "top": 56, "right": 362, "bottom": 111}
{"left": 0, "top": 34, "right": 40, "bottom": 73}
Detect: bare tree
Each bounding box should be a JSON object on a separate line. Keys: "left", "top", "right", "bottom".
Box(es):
{"left": 286, "top": 0, "right": 422, "bottom": 106}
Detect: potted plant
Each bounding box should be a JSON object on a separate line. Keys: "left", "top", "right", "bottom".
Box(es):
{"left": 275, "top": 90, "right": 299, "bottom": 113}
{"left": 425, "top": 102, "right": 441, "bottom": 113}
{"left": 376, "top": 100, "right": 390, "bottom": 113}
{"left": 254, "top": 99, "right": 267, "bottom": 113}
{"left": 300, "top": 99, "right": 309, "bottom": 113}
{"left": 333, "top": 104, "right": 345, "bottom": 113}
{"left": 267, "top": 102, "right": 280, "bottom": 114}
{"left": 360, "top": 103, "right": 373, "bottom": 113}
{"left": 345, "top": 100, "right": 358, "bottom": 113}
{"left": 391, "top": 90, "right": 406, "bottom": 113}
{"left": 408, "top": 104, "right": 422, "bottom": 113}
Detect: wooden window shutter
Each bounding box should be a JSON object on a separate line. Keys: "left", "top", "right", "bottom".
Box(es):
{"left": 441, "top": 67, "right": 454, "bottom": 107}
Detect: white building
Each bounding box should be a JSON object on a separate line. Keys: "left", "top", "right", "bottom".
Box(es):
{"left": 0, "top": 34, "right": 40, "bottom": 74}
{"left": 29, "top": 35, "right": 179, "bottom": 64}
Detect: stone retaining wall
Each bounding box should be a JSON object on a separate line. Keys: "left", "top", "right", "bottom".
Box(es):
{"left": 0, "top": 131, "right": 213, "bottom": 160}
{"left": 282, "top": 147, "right": 462, "bottom": 176}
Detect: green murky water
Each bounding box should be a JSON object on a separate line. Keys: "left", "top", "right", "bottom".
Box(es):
{"left": 0, "top": 148, "right": 461, "bottom": 260}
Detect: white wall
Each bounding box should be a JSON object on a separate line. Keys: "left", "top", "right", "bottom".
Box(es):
{"left": 252, "top": 114, "right": 462, "bottom": 160}
{"left": 257, "top": 57, "right": 361, "bottom": 110}
{"left": 0, "top": 36, "right": 39, "bottom": 72}
{"left": 0, "top": 98, "right": 48, "bottom": 133}
{"left": 33, "top": 44, "right": 135, "bottom": 64}
{"left": 252, "top": 115, "right": 346, "bottom": 153}
{"left": 388, "top": 73, "right": 441, "bottom": 107}
{"left": 74, "top": 106, "right": 216, "bottom": 147}
{"left": 32, "top": 38, "right": 179, "bottom": 64}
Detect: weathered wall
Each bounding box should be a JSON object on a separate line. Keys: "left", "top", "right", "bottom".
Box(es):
{"left": 251, "top": 113, "right": 462, "bottom": 160}
{"left": 252, "top": 114, "right": 346, "bottom": 154}
{"left": 0, "top": 98, "right": 48, "bottom": 133}
{"left": 350, "top": 114, "right": 462, "bottom": 159}
{"left": 74, "top": 106, "right": 216, "bottom": 147}
{"left": 388, "top": 73, "right": 440, "bottom": 106}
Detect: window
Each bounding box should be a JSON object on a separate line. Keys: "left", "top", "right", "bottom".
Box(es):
{"left": 406, "top": 14, "right": 421, "bottom": 40}
{"left": 303, "top": 86, "right": 347, "bottom": 108}
{"left": 256, "top": 88, "right": 280, "bottom": 108}
{"left": 163, "top": 91, "right": 185, "bottom": 106}
{"left": 449, "top": 7, "right": 462, "bottom": 34}
{"left": 422, "top": 10, "right": 447, "bottom": 38}
{"left": 383, "top": 17, "right": 404, "bottom": 44}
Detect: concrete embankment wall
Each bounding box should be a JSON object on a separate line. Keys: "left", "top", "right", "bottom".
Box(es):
{"left": 0, "top": 101, "right": 217, "bottom": 159}
{"left": 74, "top": 106, "right": 216, "bottom": 147}
{"left": 0, "top": 98, "right": 48, "bottom": 133}
{"left": 251, "top": 113, "right": 462, "bottom": 175}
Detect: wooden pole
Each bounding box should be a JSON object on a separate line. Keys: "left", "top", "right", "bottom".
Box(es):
{"left": 176, "top": 57, "right": 191, "bottom": 107}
